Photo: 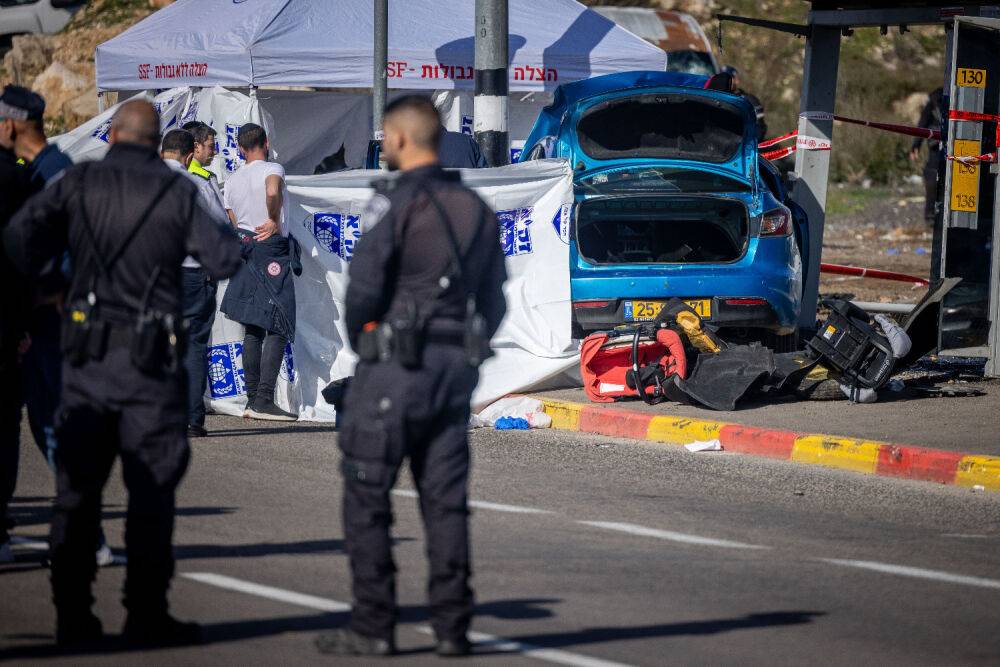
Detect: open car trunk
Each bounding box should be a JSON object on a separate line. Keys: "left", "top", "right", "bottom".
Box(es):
{"left": 576, "top": 196, "right": 749, "bottom": 265}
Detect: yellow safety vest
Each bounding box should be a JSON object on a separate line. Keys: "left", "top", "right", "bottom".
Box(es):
{"left": 189, "top": 158, "right": 212, "bottom": 180}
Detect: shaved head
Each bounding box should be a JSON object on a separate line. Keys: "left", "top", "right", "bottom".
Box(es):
{"left": 381, "top": 95, "right": 442, "bottom": 171}
{"left": 384, "top": 96, "right": 442, "bottom": 150}
{"left": 110, "top": 99, "right": 160, "bottom": 147}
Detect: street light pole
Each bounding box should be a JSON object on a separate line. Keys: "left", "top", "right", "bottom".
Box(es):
{"left": 474, "top": 0, "right": 509, "bottom": 166}
{"left": 373, "top": 0, "right": 388, "bottom": 141}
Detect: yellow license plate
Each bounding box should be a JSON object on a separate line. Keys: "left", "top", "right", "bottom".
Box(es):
{"left": 624, "top": 299, "right": 711, "bottom": 321}
{"left": 957, "top": 67, "right": 986, "bottom": 88}
{"left": 951, "top": 138, "right": 981, "bottom": 213}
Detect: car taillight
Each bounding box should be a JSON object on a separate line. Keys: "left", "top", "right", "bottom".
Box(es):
{"left": 760, "top": 207, "right": 791, "bottom": 237}
{"left": 724, "top": 298, "right": 768, "bottom": 306}
{"left": 573, "top": 300, "right": 612, "bottom": 309}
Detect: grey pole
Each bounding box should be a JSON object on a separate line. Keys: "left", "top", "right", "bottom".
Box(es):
{"left": 790, "top": 25, "right": 841, "bottom": 332}
{"left": 373, "top": 0, "right": 388, "bottom": 141}
{"left": 474, "top": 0, "right": 509, "bottom": 166}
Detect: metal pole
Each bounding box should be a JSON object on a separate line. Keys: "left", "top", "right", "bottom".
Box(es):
{"left": 791, "top": 25, "right": 841, "bottom": 332}
{"left": 474, "top": 0, "right": 509, "bottom": 166}
{"left": 373, "top": 0, "right": 388, "bottom": 141}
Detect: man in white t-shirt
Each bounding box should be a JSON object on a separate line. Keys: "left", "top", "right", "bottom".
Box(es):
{"left": 220, "top": 123, "right": 298, "bottom": 421}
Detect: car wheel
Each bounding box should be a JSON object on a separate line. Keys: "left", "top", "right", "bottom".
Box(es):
{"left": 765, "top": 330, "right": 799, "bottom": 353}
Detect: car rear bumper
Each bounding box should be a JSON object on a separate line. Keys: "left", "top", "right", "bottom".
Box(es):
{"left": 570, "top": 236, "right": 802, "bottom": 335}
{"left": 573, "top": 296, "right": 788, "bottom": 333}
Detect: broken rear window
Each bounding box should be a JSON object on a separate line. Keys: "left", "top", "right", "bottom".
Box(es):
{"left": 576, "top": 93, "right": 745, "bottom": 163}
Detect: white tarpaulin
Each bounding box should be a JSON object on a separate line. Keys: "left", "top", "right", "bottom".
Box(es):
{"left": 53, "top": 86, "right": 196, "bottom": 162}
{"left": 206, "top": 160, "right": 579, "bottom": 421}
{"left": 55, "top": 86, "right": 552, "bottom": 173}
{"left": 53, "top": 88, "right": 580, "bottom": 422}
{"left": 95, "top": 0, "right": 665, "bottom": 92}
{"left": 51, "top": 85, "right": 267, "bottom": 182}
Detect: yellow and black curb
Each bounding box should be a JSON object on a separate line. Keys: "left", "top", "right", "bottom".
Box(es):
{"left": 534, "top": 397, "right": 1000, "bottom": 492}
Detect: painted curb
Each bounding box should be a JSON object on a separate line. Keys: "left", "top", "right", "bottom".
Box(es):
{"left": 533, "top": 397, "right": 1000, "bottom": 492}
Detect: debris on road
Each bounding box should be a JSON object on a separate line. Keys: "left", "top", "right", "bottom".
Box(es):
{"left": 684, "top": 440, "right": 723, "bottom": 453}
{"left": 475, "top": 396, "right": 552, "bottom": 429}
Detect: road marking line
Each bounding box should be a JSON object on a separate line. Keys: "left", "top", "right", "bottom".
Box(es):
{"left": 413, "top": 626, "right": 633, "bottom": 667}
{"left": 181, "top": 572, "right": 351, "bottom": 612}
{"left": 183, "top": 572, "right": 630, "bottom": 667}
{"left": 578, "top": 521, "right": 770, "bottom": 550}
{"left": 9, "top": 536, "right": 48, "bottom": 550}
{"left": 820, "top": 559, "right": 1000, "bottom": 590}
{"left": 392, "top": 489, "right": 554, "bottom": 515}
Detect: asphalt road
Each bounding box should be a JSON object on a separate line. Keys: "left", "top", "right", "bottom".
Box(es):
{"left": 2, "top": 415, "right": 1000, "bottom": 665}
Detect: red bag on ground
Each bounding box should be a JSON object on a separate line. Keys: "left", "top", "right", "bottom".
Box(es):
{"left": 580, "top": 328, "right": 688, "bottom": 403}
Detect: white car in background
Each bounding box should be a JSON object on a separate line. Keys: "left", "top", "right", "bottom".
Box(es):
{"left": 0, "top": 0, "right": 84, "bottom": 50}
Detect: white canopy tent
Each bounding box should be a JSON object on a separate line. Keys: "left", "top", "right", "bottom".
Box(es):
{"left": 95, "top": 0, "right": 666, "bottom": 92}
{"left": 94, "top": 0, "right": 665, "bottom": 170}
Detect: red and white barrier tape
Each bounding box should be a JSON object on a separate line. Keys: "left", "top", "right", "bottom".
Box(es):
{"left": 761, "top": 145, "right": 796, "bottom": 161}
{"left": 946, "top": 109, "right": 1000, "bottom": 164}
{"left": 800, "top": 111, "right": 942, "bottom": 140}
{"left": 758, "top": 130, "right": 798, "bottom": 149}
{"left": 820, "top": 262, "right": 929, "bottom": 286}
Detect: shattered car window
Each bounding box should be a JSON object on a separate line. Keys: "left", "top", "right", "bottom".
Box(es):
{"left": 577, "top": 93, "right": 745, "bottom": 163}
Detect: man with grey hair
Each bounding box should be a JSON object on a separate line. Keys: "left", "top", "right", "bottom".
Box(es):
{"left": 4, "top": 99, "right": 241, "bottom": 649}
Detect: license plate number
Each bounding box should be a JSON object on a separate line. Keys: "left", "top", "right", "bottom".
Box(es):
{"left": 624, "top": 299, "right": 712, "bottom": 321}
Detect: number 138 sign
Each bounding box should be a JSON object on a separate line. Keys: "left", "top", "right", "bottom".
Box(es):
{"left": 951, "top": 139, "right": 981, "bottom": 213}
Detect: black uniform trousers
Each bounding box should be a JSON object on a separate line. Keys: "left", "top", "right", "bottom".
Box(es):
{"left": 182, "top": 267, "right": 217, "bottom": 427}
{"left": 339, "top": 343, "right": 477, "bottom": 642}
{"left": 0, "top": 352, "right": 21, "bottom": 546}
{"left": 50, "top": 345, "right": 190, "bottom": 617}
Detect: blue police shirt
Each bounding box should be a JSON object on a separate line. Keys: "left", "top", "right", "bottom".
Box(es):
{"left": 29, "top": 143, "right": 73, "bottom": 186}
{"left": 438, "top": 131, "right": 490, "bottom": 169}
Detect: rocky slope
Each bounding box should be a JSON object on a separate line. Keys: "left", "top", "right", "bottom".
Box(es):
{"left": 1, "top": 0, "right": 172, "bottom": 132}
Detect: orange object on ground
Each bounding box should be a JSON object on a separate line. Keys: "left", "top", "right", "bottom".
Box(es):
{"left": 580, "top": 328, "right": 687, "bottom": 403}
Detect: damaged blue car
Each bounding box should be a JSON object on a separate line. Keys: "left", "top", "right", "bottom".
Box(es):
{"left": 519, "top": 71, "right": 807, "bottom": 350}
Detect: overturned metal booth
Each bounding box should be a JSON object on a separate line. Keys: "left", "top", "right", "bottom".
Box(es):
{"left": 721, "top": 2, "right": 1000, "bottom": 376}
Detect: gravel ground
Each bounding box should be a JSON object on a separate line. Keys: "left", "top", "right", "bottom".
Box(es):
{"left": 820, "top": 182, "right": 933, "bottom": 305}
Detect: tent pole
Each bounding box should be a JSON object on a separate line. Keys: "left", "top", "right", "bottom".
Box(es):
{"left": 474, "top": 0, "right": 509, "bottom": 166}
{"left": 373, "top": 0, "right": 388, "bottom": 141}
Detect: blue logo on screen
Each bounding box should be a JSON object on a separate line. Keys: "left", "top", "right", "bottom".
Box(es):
{"left": 311, "top": 212, "right": 362, "bottom": 261}
{"left": 498, "top": 207, "right": 534, "bottom": 257}
{"left": 207, "top": 342, "right": 245, "bottom": 398}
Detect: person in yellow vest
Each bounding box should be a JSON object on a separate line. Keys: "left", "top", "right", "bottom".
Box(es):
{"left": 182, "top": 121, "right": 222, "bottom": 203}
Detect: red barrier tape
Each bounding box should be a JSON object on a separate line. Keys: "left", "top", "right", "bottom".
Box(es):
{"left": 761, "top": 145, "right": 796, "bottom": 161}
{"left": 946, "top": 109, "right": 1000, "bottom": 164}
{"left": 758, "top": 130, "right": 798, "bottom": 149}
{"left": 800, "top": 111, "right": 942, "bottom": 140}
{"left": 947, "top": 152, "right": 997, "bottom": 165}
{"left": 820, "top": 262, "right": 930, "bottom": 286}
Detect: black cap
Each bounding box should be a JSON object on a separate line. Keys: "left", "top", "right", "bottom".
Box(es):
{"left": 0, "top": 85, "right": 45, "bottom": 122}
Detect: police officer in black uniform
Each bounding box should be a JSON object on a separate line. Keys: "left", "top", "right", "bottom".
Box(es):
{"left": 315, "top": 96, "right": 507, "bottom": 657}
{"left": 0, "top": 119, "right": 33, "bottom": 563}
{"left": 4, "top": 99, "right": 241, "bottom": 648}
